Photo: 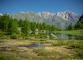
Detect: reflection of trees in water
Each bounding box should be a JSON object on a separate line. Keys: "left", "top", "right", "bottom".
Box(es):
{"left": 77, "top": 35, "right": 83, "bottom": 40}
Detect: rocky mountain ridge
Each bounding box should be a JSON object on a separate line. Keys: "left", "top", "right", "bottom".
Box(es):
{"left": 0, "top": 11, "right": 80, "bottom": 29}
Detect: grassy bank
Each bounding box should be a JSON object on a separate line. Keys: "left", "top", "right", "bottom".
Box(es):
{"left": 55, "top": 30, "right": 83, "bottom": 35}
{"left": 0, "top": 39, "right": 83, "bottom": 60}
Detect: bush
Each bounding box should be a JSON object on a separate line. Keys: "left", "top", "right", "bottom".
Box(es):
{"left": 68, "top": 43, "right": 83, "bottom": 49}
{"left": 74, "top": 49, "right": 83, "bottom": 59}
{"left": 0, "top": 35, "right": 10, "bottom": 39}
{"left": 10, "top": 34, "right": 18, "bottom": 39}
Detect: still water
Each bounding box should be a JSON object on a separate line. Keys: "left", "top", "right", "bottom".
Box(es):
{"left": 27, "top": 42, "right": 42, "bottom": 48}
{"left": 55, "top": 33, "right": 83, "bottom": 40}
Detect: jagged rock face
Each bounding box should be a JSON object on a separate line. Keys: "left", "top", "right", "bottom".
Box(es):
{"left": 56, "top": 11, "right": 79, "bottom": 23}
{"left": 37, "top": 12, "right": 54, "bottom": 19}
{"left": 37, "top": 11, "right": 79, "bottom": 24}
{"left": 0, "top": 11, "right": 80, "bottom": 29}
{"left": 56, "top": 12, "right": 69, "bottom": 20}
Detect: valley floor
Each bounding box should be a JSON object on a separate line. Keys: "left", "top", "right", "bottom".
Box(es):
{"left": 0, "top": 39, "right": 83, "bottom": 60}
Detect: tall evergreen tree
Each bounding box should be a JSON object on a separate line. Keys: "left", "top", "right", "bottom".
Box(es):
{"left": 79, "top": 14, "right": 83, "bottom": 23}
{"left": 74, "top": 14, "right": 83, "bottom": 29}
{"left": 18, "top": 19, "right": 23, "bottom": 27}
{"left": 51, "top": 25, "right": 56, "bottom": 31}
{"left": 21, "top": 19, "right": 30, "bottom": 35}
{"left": 67, "top": 24, "right": 74, "bottom": 30}
{"left": 42, "top": 22, "right": 46, "bottom": 30}
{"left": 8, "top": 19, "right": 18, "bottom": 34}
{"left": 0, "top": 14, "right": 11, "bottom": 32}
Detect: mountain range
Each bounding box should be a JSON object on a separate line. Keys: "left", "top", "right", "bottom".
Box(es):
{"left": 0, "top": 11, "right": 80, "bottom": 29}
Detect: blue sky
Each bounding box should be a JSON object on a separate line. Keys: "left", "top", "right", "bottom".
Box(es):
{"left": 0, "top": 0, "right": 83, "bottom": 15}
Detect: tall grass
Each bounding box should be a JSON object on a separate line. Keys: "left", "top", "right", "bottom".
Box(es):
{"left": 0, "top": 52, "right": 20, "bottom": 60}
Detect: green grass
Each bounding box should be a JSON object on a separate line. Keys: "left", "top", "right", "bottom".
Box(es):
{"left": 74, "top": 49, "right": 83, "bottom": 59}
{"left": 67, "top": 41, "right": 83, "bottom": 49}
{"left": 0, "top": 39, "right": 83, "bottom": 60}
{"left": 10, "top": 46, "right": 20, "bottom": 51}
{"left": 55, "top": 30, "right": 82, "bottom": 35}
{"left": 33, "top": 48, "right": 64, "bottom": 59}
{"left": 0, "top": 52, "right": 20, "bottom": 60}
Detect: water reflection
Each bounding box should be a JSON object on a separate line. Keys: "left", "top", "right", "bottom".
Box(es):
{"left": 27, "top": 42, "right": 42, "bottom": 48}
{"left": 55, "top": 33, "right": 83, "bottom": 40}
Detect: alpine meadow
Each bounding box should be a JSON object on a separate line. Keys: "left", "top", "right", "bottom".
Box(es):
{"left": 0, "top": 0, "right": 83, "bottom": 60}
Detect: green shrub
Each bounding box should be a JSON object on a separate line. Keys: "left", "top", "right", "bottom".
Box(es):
{"left": 74, "top": 49, "right": 83, "bottom": 59}
{"left": 10, "top": 34, "right": 18, "bottom": 39}
{"left": 0, "top": 35, "right": 10, "bottom": 39}
{"left": 68, "top": 43, "right": 83, "bottom": 49}
{"left": 40, "top": 39, "right": 46, "bottom": 41}
{"left": 33, "top": 48, "right": 59, "bottom": 56}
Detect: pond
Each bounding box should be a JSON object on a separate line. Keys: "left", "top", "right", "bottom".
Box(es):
{"left": 55, "top": 33, "right": 83, "bottom": 40}
{"left": 27, "top": 42, "right": 43, "bottom": 48}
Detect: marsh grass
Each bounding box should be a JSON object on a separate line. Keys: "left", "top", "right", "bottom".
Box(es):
{"left": 71, "top": 49, "right": 83, "bottom": 59}
{"left": 0, "top": 39, "right": 83, "bottom": 60}
{"left": 66, "top": 41, "right": 83, "bottom": 49}
{"left": 51, "top": 40, "right": 71, "bottom": 46}
{"left": 52, "top": 40, "right": 65, "bottom": 46}
{"left": 33, "top": 48, "right": 61, "bottom": 56}
{"left": 55, "top": 30, "right": 82, "bottom": 35}
{"left": 0, "top": 52, "right": 20, "bottom": 60}
{"left": 64, "top": 40, "right": 83, "bottom": 59}
{"left": 33, "top": 48, "right": 71, "bottom": 60}
{"left": 10, "top": 46, "right": 20, "bottom": 51}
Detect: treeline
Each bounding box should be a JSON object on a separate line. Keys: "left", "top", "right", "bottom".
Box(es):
{"left": 0, "top": 14, "right": 58, "bottom": 35}
{"left": 66, "top": 14, "right": 83, "bottom": 30}
{"left": 74, "top": 14, "right": 83, "bottom": 29}
{"left": 0, "top": 14, "right": 18, "bottom": 34}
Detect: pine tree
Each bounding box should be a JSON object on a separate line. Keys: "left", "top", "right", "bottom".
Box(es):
{"left": 67, "top": 24, "right": 74, "bottom": 30}
{"left": 21, "top": 19, "right": 30, "bottom": 35}
{"left": 18, "top": 19, "right": 23, "bottom": 27}
{"left": 8, "top": 19, "right": 18, "bottom": 34}
{"left": 0, "top": 14, "right": 11, "bottom": 32}
{"left": 74, "top": 14, "right": 83, "bottom": 29}
{"left": 42, "top": 22, "right": 46, "bottom": 30}
{"left": 51, "top": 25, "right": 56, "bottom": 31}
